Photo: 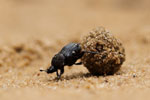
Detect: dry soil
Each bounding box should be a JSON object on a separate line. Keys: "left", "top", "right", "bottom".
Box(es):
{"left": 0, "top": 0, "right": 150, "bottom": 100}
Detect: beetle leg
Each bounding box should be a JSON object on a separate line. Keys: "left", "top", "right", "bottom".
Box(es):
{"left": 75, "top": 62, "right": 82, "bottom": 65}
{"left": 60, "top": 68, "right": 64, "bottom": 76}
{"left": 56, "top": 68, "right": 64, "bottom": 79}
{"left": 56, "top": 70, "right": 60, "bottom": 78}
{"left": 83, "top": 50, "right": 99, "bottom": 54}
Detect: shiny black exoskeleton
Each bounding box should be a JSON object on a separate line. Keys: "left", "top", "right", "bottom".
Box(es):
{"left": 40, "top": 43, "right": 97, "bottom": 79}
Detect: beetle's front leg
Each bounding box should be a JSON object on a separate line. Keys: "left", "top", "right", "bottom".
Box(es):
{"left": 56, "top": 68, "right": 64, "bottom": 80}
{"left": 56, "top": 70, "right": 60, "bottom": 78}
{"left": 60, "top": 68, "right": 64, "bottom": 75}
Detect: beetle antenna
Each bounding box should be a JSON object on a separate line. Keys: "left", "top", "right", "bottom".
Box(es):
{"left": 40, "top": 69, "right": 47, "bottom": 72}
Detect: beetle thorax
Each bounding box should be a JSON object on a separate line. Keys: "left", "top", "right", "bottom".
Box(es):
{"left": 51, "top": 53, "right": 65, "bottom": 68}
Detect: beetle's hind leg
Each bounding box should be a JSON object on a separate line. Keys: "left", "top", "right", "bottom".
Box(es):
{"left": 83, "top": 50, "right": 99, "bottom": 54}
{"left": 75, "top": 62, "right": 82, "bottom": 65}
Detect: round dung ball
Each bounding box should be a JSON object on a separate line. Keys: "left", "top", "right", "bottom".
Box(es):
{"left": 81, "top": 27, "right": 125, "bottom": 75}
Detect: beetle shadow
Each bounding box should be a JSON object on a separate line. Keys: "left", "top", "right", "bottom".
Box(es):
{"left": 48, "top": 70, "right": 124, "bottom": 82}
{"left": 62, "top": 72, "right": 93, "bottom": 80}
{"left": 50, "top": 72, "right": 101, "bottom": 81}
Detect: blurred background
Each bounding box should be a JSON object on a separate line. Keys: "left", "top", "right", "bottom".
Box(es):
{"left": 0, "top": 0, "right": 150, "bottom": 43}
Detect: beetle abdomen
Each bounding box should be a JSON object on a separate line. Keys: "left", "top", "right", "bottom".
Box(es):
{"left": 59, "top": 43, "right": 82, "bottom": 66}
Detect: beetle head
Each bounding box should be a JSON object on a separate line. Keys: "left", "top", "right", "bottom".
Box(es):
{"left": 46, "top": 65, "right": 57, "bottom": 73}
{"left": 47, "top": 53, "right": 65, "bottom": 73}
{"left": 40, "top": 65, "right": 56, "bottom": 73}
{"left": 40, "top": 53, "right": 65, "bottom": 74}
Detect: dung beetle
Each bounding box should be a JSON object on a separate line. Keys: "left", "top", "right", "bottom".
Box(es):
{"left": 40, "top": 43, "right": 97, "bottom": 79}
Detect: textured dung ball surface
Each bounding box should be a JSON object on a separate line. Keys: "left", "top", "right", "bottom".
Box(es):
{"left": 81, "top": 27, "right": 125, "bottom": 75}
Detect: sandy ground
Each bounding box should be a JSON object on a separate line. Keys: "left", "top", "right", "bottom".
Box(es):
{"left": 0, "top": 0, "right": 150, "bottom": 100}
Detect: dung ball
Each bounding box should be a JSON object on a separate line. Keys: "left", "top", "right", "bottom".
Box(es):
{"left": 81, "top": 27, "right": 125, "bottom": 75}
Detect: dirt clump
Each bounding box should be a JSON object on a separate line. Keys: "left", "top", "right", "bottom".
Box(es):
{"left": 81, "top": 27, "right": 125, "bottom": 75}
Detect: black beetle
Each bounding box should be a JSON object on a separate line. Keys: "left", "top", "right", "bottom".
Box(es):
{"left": 40, "top": 43, "right": 97, "bottom": 79}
